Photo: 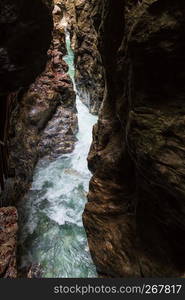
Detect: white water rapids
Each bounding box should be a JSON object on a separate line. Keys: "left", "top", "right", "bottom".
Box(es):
{"left": 18, "top": 34, "right": 97, "bottom": 278}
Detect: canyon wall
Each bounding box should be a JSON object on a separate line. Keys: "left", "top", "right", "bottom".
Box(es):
{"left": 0, "top": 0, "right": 54, "bottom": 278}
{"left": 61, "top": 0, "right": 104, "bottom": 114}
{"left": 0, "top": 0, "right": 53, "bottom": 192}
{"left": 0, "top": 0, "right": 77, "bottom": 277}
{"left": 5, "top": 7, "right": 77, "bottom": 207}
{"left": 83, "top": 0, "right": 185, "bottom": 277}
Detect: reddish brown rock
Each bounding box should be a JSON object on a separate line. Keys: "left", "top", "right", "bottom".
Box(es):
{"left": 3, "top": 4, "right": 78, "bottom": 205}
{"left": 0, "top": 0, "right": 53, "bottom": 278}
{"left": 27, "top": 264, "right": 43, "bottom": 278}
{"left": 0, "top": 207, "right": 18, "bottom": 278}
{"left": 1, "top": 0, "right": 77, "bottom": 277}
{"left": 61, "top": 0, "right": 104, "bottom": 114}
{"left": 83, "top": 0, "right": 185, "bottom": 277}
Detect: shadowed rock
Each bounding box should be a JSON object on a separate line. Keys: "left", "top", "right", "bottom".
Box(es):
{"left": 0, "top": 207, "right": 18, "bottom": 278}
{"left": 83, "top": 0, "right": 185, "bottom": 277}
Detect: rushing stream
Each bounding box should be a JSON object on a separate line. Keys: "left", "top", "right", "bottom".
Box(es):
{"left": 18, "top": 34, "right": 97, "bottom": 278}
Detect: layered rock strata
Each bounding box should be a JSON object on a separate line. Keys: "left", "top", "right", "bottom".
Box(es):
{"left": 83, "top": 0, "right": 185, "bottom": 277}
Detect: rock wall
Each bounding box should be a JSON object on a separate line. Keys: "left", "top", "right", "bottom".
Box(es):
{"left": 61, "top": 0, "right": 104, "bottom": 114}
{"left": 0, "top": 0, "right": 53, "bottom": 191}
{"left": 4, "top": 7, "right": 77, "bottom": 206}
{"left": 0, "top": 207, "right": 18, "bottom": 278}
{"left": 0, "top": 0, "right": 53, "bottom": 95}
{"left": 0, "top": 0, "right": 54, "bottom": 278}
{"left": 0, "top": 0, "right": 78, "bottom": 277}
{"left": 83, "top": 0, "right": 185, "bottom": 277}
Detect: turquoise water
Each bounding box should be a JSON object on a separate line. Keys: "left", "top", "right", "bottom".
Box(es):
{"left": 18, "top": 34, "right": 97, "bottom": 278}
{"left": 64, "top": 34, "right": 75, "bottom": 80}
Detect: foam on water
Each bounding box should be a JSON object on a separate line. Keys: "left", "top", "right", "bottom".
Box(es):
{"left": 18, "top": 34, "right": 97, "bottom": 278}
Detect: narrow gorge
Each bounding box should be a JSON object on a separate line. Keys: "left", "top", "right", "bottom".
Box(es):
{"left": 0, "top": 0, "right": 185, "bottom": 278}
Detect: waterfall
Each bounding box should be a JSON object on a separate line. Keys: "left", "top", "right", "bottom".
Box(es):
{"left": 18, "top": 33, "right": 97, "bottom": 278}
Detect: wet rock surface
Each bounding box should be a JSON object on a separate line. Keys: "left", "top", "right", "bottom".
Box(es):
{"left": 0, "top": 207, "right": 18, "bottom": 278}
{"left": 0, "top": 0, "right": 77, "bottom": 277}
{"left": 0, "top": 0, "right": 53, "bottom": 278}
{"left": 3, "top": 5, "right": 78, "bottom": 206}
{"left": 83, "top": 0, "right": 185, "bottom": 277}
{"left": 62, "top": 0, "right": 104, "bottom": 114}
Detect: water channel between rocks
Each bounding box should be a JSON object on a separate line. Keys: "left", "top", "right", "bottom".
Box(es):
{"left": 18, "top": 33, "right": 97, "bottom": 278}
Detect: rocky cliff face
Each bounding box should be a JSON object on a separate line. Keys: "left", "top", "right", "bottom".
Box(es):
{"left": 0, "top": 0, "right": 53, "bottom": 192}
{"left": 83, "top": 0, "right": 185, "bottom": 277}
{"left": 0, "top": 0, "right": 53, "bottom": 95}
{"left": 0, "top": 0, "right": 78, "bottom": 278}
{"left": 61, "top": 0, "right": 104, "bottom": 114}
{"left": 0, "top": 0, "right": 54, "bottom": 278}
{"left": 4, "top": 7, "right": 77, "bottom": 206}
{"left": 0, "top": 207, "right": 18, "bottom": 278}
